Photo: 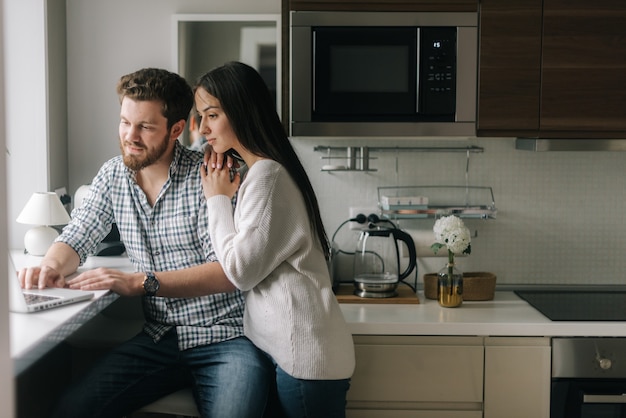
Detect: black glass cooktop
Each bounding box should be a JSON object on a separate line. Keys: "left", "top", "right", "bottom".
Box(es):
{"left": 514, "top": 290, "right": 626, "bottom": 321}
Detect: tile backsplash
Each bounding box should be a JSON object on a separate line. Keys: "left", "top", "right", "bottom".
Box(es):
{"left": 292, "top": 137, "right": 626, "bottom": 286}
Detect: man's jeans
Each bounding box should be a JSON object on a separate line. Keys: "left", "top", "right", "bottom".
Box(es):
{"left": 51, "top": 329, "right": 272, "bottom": 418}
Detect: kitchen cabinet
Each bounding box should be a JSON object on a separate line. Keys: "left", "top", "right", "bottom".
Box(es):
{"left": 476, "top": 0, "right": 542, "bottom": 137}
{"left": 478, "top": 0, "right": 626, "bottom": 138}
{"left": 347, "top": 335, "right": 484, "bottom": 417}
{"left": 346, "top": 335, "right": 550, "bottom": 417}
{"left": 540, "top": 0, "right": 626, "bottom": 137}
{"left": 483, "top": 337, "right": 551, "bottom": 418}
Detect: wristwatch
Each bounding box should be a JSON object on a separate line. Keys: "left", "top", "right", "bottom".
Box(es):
{"left": 143, "top": 271, "right": 160, "bottom": 296}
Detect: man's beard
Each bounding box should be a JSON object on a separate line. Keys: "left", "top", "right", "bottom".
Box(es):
{"left": 120, "top": 134, "right": 170, "bottom": 171}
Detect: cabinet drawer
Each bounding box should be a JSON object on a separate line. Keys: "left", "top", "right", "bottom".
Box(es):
{"left": 483, "top": 337, "right": 551, "bottom": 418}
{"left": 348, "top": 336, "right": 484, "bottom": 403}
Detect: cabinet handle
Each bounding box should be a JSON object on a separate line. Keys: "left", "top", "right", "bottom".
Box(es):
{"left": 583, "top": 393, "right": 626, "bottom": 404}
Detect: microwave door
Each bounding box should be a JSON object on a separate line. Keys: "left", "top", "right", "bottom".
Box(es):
{"left": 312, "top": 27, "right": 419, "bottom": 121}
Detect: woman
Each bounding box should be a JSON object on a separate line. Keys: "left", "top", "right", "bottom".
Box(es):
{"left": 196, "top": 61, "right": 355, "bottom": 417}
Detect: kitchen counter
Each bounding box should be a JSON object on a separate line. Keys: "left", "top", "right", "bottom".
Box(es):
{"left": 340, "top": 290, "right": 626, "bottom": 337}
{"left": 9, "top": 250, "right": 133, "bottom": 375}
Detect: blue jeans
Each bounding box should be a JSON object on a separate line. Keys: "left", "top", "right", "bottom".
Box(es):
{"left": 51, "top": 329, "right": 272, "bottom": 418}
{"left": 265, "top": 363, "right": 351, "bottom": 418}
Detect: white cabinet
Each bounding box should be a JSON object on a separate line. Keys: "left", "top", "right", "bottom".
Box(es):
{"left": 347, "top": 335, "right": 551, "bottom": 418}
{"left": 347, "top": 335, "right": 484, "bottom": 417}
{"left": 483, "top": 337, "right": 551, "bottom": 418}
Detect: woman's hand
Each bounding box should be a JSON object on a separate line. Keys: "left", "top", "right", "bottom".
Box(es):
{"left": 203, "top": 145, "right": 238, "bottom": 171}
{"left": 200, "top": 148, "right": 241, "bottom": 200}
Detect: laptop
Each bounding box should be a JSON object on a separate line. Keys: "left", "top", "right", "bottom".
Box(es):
{"left": 8, "top": 255, "right": 95, "bottom": 313}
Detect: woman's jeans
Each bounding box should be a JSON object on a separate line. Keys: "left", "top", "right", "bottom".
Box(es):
{"left": 267, "top": 362, "right": 351, "bottom": 418}
{"left": 51, "top": 329, "right": 272, "bottom": 418}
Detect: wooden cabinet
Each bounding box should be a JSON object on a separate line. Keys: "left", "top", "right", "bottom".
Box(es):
{"left": 483, "top": 337, "right": 551, "bottom": 418}
{"left": 477, "top": 0, "right": 542, "bottom": 137}
{"left": 540, "top": 0, "right": 626, "bottom": 137}
{"left": 478, "top": 0, "right": 626, "bottom": 138}
{"left": 347, "top": 336, "right": 484, "bottom": 417}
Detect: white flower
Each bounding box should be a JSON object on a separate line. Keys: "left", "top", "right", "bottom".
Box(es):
{"left": 431, "top": 215, "right": 471, "bottom": 255}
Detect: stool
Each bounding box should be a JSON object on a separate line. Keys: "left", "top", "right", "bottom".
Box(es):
{"left": 135, "top": 388, "right": 199, "bottom": 417}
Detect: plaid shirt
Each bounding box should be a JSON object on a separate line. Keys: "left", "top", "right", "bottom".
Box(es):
{"left": 59, "top": 141, "right": 244, "bottom": 350}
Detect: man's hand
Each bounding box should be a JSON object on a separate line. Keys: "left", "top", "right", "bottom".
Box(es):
{"left": 18, "top": 265, "right": 66, "bottom": 290}
{"left": 67, "top": 268, "right": 144, "bottom": 296}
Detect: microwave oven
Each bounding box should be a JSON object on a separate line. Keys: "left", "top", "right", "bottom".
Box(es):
{"left": 290, "top": 11, "right": 478, "bottom": 137}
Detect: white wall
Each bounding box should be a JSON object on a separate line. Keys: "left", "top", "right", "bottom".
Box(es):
{"left": 1, "top": 0, "right": 17, "bottom": 415}
{"left": 4, "top": 0, "right": 50, "bottom": 250}
{"left": 292, "top": 137, "right": 626, "bottom": 285}
{"left": 46, "top": 0, "right": 69, "bottom": 204}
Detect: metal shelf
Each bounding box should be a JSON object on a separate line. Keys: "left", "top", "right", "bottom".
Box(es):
{"left": 378, "top": 185, "right": 497, "bottom": 220}
{"left": 314, "top": 145, "right": 484, "bottom": 172}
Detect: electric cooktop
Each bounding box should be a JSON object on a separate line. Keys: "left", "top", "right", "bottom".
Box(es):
{"left": 514, "top": 290, "right": 626, "bottom": 321}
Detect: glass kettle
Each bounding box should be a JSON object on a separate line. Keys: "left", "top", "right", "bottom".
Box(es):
{"left": 353, "top": 227, "right": 417, "bottom": 297}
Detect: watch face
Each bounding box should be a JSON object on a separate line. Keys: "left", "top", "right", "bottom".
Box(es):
{"left": 144, "top": 273, "right": 159, "bottom": 296}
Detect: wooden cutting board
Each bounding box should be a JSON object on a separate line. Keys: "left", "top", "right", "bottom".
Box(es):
{"left": 335, "top": 284, "right": 420, "bottom": 304}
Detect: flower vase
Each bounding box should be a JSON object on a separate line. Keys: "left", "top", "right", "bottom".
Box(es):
{"left": 437, "top": 261, "right": 463, "bottom": 308}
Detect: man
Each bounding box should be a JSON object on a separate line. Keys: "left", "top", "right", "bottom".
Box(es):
{"left": 18, "top": 68, "right": 271, "bottom": 418}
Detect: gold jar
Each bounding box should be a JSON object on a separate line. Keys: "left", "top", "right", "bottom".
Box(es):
{"left": 437, "top": 262, "right": 463, "bottom": 308}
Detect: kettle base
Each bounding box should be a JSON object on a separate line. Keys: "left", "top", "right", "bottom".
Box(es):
{"left": 353, "top": 288, "right": 398, "bottom": 298}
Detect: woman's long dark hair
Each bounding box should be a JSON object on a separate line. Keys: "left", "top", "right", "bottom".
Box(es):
{"left": 195, "top": 61, "right": 330, "bottom": 258}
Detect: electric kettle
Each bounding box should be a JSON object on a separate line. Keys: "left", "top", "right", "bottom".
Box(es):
{"left": 353, "top": 227, "right": 417, "bottom": 298}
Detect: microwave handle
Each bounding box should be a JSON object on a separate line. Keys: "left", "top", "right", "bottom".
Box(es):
{"left": 415, "top": 27, "right": 420, "bottom": 113}
{"left": 583, "top": 393, "right": 626, "bottom": 404}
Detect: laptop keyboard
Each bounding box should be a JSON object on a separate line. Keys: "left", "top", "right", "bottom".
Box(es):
{"left": 23, "top": 293, "right": 60, "bottom": 305}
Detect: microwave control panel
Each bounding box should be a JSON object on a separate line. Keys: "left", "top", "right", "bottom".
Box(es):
{"left": 420, "top": 27, "right": 457, "bottom": 116}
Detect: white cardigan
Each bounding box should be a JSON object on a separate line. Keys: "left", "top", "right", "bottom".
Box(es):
{"left": 206, "top": 159, "right": 355, "bottom": 380}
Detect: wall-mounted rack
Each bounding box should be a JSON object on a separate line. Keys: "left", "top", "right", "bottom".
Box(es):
{"left": 314, "top": 145, "right": 484, "bottom": 172}
{"left": 378, "top": 185, "right": 497, "bottom": 220}
{"left": 313, "top": 144, "right": 496, "bottom": 219}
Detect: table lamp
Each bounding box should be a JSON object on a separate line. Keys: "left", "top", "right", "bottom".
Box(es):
{"left": 16, "top": 192, "right": 72, "bottom": 256}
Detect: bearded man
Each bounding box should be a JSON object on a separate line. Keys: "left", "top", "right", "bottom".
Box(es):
{"left": 18, "top": 68, "right": 272, "bottom": 418}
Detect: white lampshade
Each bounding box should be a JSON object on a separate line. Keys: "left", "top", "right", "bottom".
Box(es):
{"left": 16, "top": 192, "right": 72, "bottom": 256}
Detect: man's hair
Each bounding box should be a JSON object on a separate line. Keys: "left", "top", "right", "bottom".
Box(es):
{"left": 117, "top": 68, "right": 193, "bottom": 129}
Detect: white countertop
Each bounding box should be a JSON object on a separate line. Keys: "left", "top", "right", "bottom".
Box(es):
{"left": 9, "top": 250, "right": 133, "bottom": 375}
{"left": 340, "top": 290, "right": 626, "bottom": 337}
